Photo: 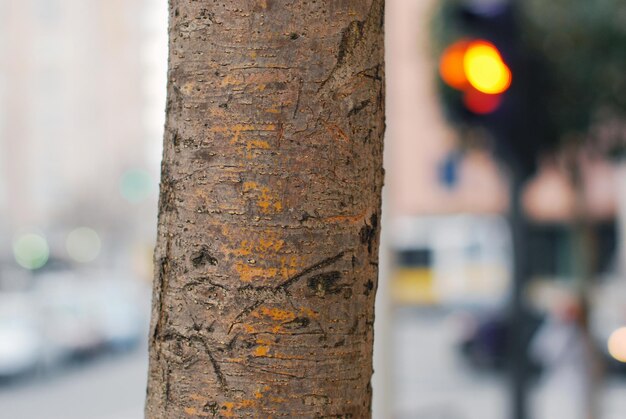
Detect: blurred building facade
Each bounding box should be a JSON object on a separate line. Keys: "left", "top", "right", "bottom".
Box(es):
{"left": 0, "top": 0, "right": 167, "bottom": 274}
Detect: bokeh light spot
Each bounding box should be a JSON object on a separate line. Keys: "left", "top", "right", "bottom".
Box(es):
{"left": 120, "top": 169, "right": 154, "bottom": 204}
{"left": 66, "top": 227, "right": 102, "bottom": 263}
{"left": 463, "top": 89, "right": 503, "bottom": 114}
{"left": 439, "top": 40, "right": 470, "bottom": 90}
{"left": 463, "top": 41, "right": 512, "bottom": 95}
{"left": 13, "top": 233, "right": 50, "bottom": 270}
{"left": 608, "top": 327, "right": 626, "bottom": 363}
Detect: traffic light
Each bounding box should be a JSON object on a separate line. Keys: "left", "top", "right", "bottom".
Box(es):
{"left": 439, "top": 39, "right": 511, "bottom": 115}
{"left": 433, "top": 0, "right": 559, "bottom": 178}
{"left": 434, "top": 0, "right": 517, "bottom": 123}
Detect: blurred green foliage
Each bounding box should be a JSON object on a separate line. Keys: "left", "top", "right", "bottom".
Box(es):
{"left": 522, "top": 0, "right": 626, "bottom": 153}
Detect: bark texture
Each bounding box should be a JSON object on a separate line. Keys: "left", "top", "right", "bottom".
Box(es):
{"left": 145, "top": 0, "right": 384, "bottom": 417}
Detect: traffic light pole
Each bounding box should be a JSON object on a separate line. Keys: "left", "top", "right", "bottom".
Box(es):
{"left": 508, "top": 161, "right": 529, "bottom": 419}
{"left": 433, "top": 1, "right": 532, "bottom": 414}
{"left": 509, "top": 4, "right": 531, "bottom": 410}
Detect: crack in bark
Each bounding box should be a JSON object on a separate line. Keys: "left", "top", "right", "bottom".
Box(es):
{"left": 164, "top": 365, "right": 172, "bottom": 404}
{"left": 228, "top": 300, "right": 264, "bottom": 334}
{"left": 255, "top": 367, "right": 306, "bottom": 379}
{"left": 228, "top": 252, "right": 347, "bottom": 334}
{"left": 293, "top": 77, "right": 304, "bottom": 119}
{"left": 182, "top": 277, "right": 229, "bottom": 292}
{"left": 152, "top": 234, "right": 173, "bottom": 343}
{"left": 163, "top": 331, "right": 228, "bottom": 389}
{"left": 205, "top": 345, "right": 227, "bottom": 389}
{"left": 276, "top": 251, "right": 346, "bottom": 290}
{"left": 285, "top": 293, "right": 327, "bottom": 337}
{"left": 347, "top": 99, "right": 371, "bottom": 117}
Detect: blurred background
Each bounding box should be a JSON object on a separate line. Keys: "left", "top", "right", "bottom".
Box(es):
{"left": 0, "top": 0, "right": 165, "bottom": 418}
{"left": 1, "top": 0, "right": 626, "bottom": 418}
{"left": 381, "top": 1, "right": 626, "bottom": 419}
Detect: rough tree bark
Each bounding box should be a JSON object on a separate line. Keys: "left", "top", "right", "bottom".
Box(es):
{"left": 145, "top": 0, "right": 384, "bottom": 417}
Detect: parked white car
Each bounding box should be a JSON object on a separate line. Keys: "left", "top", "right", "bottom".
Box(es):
{"left": 0, "top": 293, "right": 42, "bottom": 378}
{"left": 34, "top": 273, "right": 106, "bottom": 363}
{"left": 89, "top": 277, "right": 150, "bottom": 351}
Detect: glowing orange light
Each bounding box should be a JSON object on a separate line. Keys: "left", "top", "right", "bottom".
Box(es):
{"left": 608, "top": 327, "right": 626, "bottom": 363}
{"left": 439, "top": 40, "right": 471, "bottom": 90}
{"left": 463, "top": 41, "right": 512, "bottom": 94}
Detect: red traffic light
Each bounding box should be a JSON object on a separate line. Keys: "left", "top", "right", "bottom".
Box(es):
{"left": 439, "top": 39, "right": 512, "bottom": 113}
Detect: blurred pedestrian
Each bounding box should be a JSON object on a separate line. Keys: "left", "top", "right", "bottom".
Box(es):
{"left": 530, "top": 293, "right": 594, "bottom": 419}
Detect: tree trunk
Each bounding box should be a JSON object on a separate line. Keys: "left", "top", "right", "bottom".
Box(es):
{"left": 145, "top": 1, "right": 385, "bottom": 417}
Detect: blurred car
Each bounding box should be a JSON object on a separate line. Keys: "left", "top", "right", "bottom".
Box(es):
{"left": 89, "top": 278, "right": 150, "bottom": 351}
{"left": 0, "top": 293, "right": 42, "bottom": 378}
{"left": 0, "top": 269, "right": 150, "bottom": 377}
{"left": 34, "top": 273, "right": 106, "bottom": 364}
{"left": 34, "top": 272, "right": 150, "bottom": 360}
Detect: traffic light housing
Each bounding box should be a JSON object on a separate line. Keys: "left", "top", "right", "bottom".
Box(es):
{"left": 434, "top": 1, "right": 516, "bottom": 119}
{"left": 433, "top": 0, "right": 557, "bottom": 177}
{"left": 439, "top": 39, "right": 511, "bottom": 114}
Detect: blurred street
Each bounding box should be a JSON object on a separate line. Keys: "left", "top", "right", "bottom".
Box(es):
{"left": 1, "top": 307, "right": 626, "bottom": 419}
{"left": 392, "top": 308, "right": 626, "bottom": 419}
{"left": 393, "top": 308, "right": 507, "bottom": 419}
{"left": 0, "top": 346, "right": 147, "bottom": 419}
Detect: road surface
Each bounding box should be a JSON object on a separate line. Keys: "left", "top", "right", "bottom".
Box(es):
{"left": 0, "top": 347, "right": 148, "bottom": 419}
{"left": 1, "top": 313, "right": 626, "bottom": 419}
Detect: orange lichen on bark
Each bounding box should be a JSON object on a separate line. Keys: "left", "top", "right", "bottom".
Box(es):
{"left": 234, "top": 263, "right": 279, "bottom": 282}
{"left": 254, "top": 385, "right": 271, "bottom": 400}
{"left": 257, "top": 187, "right": 282, "bottom": 213}
{"left": 242, "top": 182, "right": 283, "bottom": 214}
{"left": 278, "top": 256, "right": 299, "bottom": 278}
{"left": 218, "top": 399, "right": 259, "bottom": 418}
{"left": 242, "top": 181, "right": 258, "bottom": 192}
{"left": 233, "top": 241, "right": 252, "bottom": 256}
{"left": 247, "top": 140, "right": 271, "bottom": 150}
{"left": 299, "top": 306, "right": 320, "bottom": 319}
{"left": 258, "top": 236, "right": 285, "bottom": 252}
{"left": 210, "top": 124, "right": 276, "bottom": 133}
{"left": 239, "top": 399, "right": 256, "bottom": 408}
{"left": 234, "top": 256, "right": 299, "bottom": 282}
{"left": 221, "top": 402, "right": 235, "bottom": 418}
{"left": 231, "top": 232, "right": 287, "bottom": 259}
{"left": 254, "top": 307, "right": 297, "bottom": 322}
{"left": 253, "top": 345, "right": 270, "bottom": 357}
{"left": 210, "top": 124, "right": 277, "bottom": 146}
{"left": 243, "top": 140, "right": 272, "bottom": 160}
